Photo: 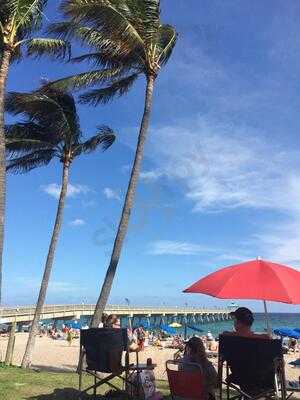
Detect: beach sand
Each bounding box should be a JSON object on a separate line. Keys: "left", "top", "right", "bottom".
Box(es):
{"left": 1, "top": 333, "right": 300, "bottom": 391}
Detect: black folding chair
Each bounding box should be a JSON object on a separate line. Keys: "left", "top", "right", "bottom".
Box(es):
{"left": 218, "top": 334, "right": 288, "bottom": 400}
{"left": 78, "top": 328, "right": 134, "bottom": 399}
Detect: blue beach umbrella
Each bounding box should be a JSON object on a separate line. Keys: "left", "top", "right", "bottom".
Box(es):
{"left": 289, "top": 359, "right": 300, "bottom": 367}
{"left": 67, "top": 320, "right": 82, "bottom": 329}
{"left": 160, "top": 324, "right": 176, "bottom": 335}
{"left": 273, "top": 327, "right": 300, "bottom": 339}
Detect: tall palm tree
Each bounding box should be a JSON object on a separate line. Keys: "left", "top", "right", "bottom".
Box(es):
{"left": 0, "top": 0, "right": 70, "bottom": 304}
{"left": 5, "top": 86, "right": 116, "bottom": 368}
{"left": 48, "top": 0, "right": 177, "bottom": 327}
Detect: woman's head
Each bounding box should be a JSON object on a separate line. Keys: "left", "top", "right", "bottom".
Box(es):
{"left": 104, "top": 314, "right": 121, "bottom": 328}
{"left": 185, "top": 337, "right": 206, "bottom": 360}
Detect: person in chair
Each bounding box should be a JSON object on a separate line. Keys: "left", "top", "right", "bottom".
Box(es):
{"left": 223, "top": 307, "right": 270, "bottom": 339}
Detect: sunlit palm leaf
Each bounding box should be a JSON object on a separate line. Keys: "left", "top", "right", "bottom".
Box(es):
{"left": 46, "top": 67, "right": 124, "bottom": 91}
{"left": 157, "top": 24, "right": 178, "bottom": 65}
{"left": 26, "top": 38, "right": 71, "bottom": 59}
{"left": 60, "top": 0, "right": 145, "bottom": 58}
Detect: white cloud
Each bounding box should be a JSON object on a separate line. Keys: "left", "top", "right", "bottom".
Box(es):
{"left": 148, "top": 240, "right": 215, "bottom": 256}
{"left": 15, "top": 277, "right": 87, "bottom": 294}
{"left": 69, "top": 218, "right": 86, "bottom": 227}
{"left": 251, "top": 218, "right": 300, "bottom": 267}
{"left": 140, "top": 170, "right": 163, "bottom": 182}
{"left": 138, "top": 118, "right": 300, "bottom": 266}
{"left": 143, "top": 118, "right": 300, "bottom": 213}
{"left": 41, "top": 183, "right": 90, "bottom": 199}
{"left": 103, "top": 187, "right": 121, "bottom": 201}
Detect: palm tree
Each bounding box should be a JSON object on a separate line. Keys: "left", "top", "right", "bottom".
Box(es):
{"left": 47, "top": 0, "right": 177, "bottom": 327}
{"left": 5, "top": 86, "right": 116, "bottom": 368}
{"left": 0, "top": 0, "right": 70, "bottom": 304}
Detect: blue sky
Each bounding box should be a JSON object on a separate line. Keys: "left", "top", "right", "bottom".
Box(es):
{"left": 4, "top": 0, "right": 300, "bottom": 312}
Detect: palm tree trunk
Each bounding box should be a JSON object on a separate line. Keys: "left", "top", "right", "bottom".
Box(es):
{"left": 91, "top": 75, "right": 155, "bottom": 328}
{"left": 21, "top": 162, "right": 70, "bottom": 368}
{"left": 0, "top": 49, "right": 12, "bottom": 305}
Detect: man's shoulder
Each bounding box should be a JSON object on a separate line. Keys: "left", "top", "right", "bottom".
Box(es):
{"left": 220, "top": 331, "right": 235, "bottom": 336}
{"left": 251, "top": 333, "right": 271, "bottom": 339}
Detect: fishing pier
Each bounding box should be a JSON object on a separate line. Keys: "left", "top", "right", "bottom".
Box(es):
{"left": 0, "top": 304, "right": 232, "bottom": 327}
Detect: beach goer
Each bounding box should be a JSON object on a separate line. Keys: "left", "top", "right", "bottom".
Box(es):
{"left": 223, "top": 307, "right": 270, "bottom": 339}
{"left": 181, "top": 337, "right": 218, "bottom": 400}
{"left": 208, "top": 338, "right": 218, "bottom": 352}
{"left": 137, "top": 327, "right": 146, "bottom": 351}
{"left": 66, "top": 329, "right": 74, "bottom": 346}
{"left": 104, "top": 314, "right": 121, "bottom": 328}
{"left": 98, "top": 313, "right": 108, "bottom": 328}
{"left": 288, "top": 338, "right": 298, "bottom": 353}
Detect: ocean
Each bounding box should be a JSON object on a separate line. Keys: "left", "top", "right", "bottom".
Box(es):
{"left": 44, "top": 313, "right": 300, "bottom": 338}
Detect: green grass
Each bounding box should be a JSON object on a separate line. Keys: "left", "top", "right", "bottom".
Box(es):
{"left": 0, "top": 364, "right": 171, "bottom": 400}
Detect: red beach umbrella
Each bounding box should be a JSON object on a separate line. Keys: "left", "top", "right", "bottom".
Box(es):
{"left": 183, "top": 258, "right": 300, "bottom": 333}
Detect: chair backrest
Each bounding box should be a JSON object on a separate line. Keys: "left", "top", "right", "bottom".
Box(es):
{"left": 166, "top": 360, "right": 205, "bottom": 400}
{"left": 80, "top": 328, "right": 128, "bottom": 373}
{"left": 219, "top": 334, "right": 282, "bottom": 391}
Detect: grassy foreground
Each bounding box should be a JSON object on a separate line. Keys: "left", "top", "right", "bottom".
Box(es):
{"left": 0, "top": 365, "right": 171, "bottom": 400}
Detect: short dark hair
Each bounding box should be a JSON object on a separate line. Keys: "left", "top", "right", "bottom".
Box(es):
{"left": 230, "top": 307, "right": 254, "bottom": 327}
{"left": 104, "top": 314, "right": 118, "bottom": 328}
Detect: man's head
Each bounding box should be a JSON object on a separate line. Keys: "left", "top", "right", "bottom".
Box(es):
{"left": 230, "top": 307, "right": 254, "bottom": 330}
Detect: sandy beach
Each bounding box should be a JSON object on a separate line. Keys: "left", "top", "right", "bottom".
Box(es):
{"left": 1, "top": 332, "right": 300, "bottom": 385}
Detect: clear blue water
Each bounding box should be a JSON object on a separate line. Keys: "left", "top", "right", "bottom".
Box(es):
{"left": 41, "top": 313, "right": 300, "bottom": 338}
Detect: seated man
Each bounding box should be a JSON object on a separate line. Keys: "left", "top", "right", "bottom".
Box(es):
{"left": 223, "top": 307, "right": 270, "bottom": 339}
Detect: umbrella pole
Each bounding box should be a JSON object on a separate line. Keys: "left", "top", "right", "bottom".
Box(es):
{"left": 263, "top": 300, "right": 272, "bottom": 336}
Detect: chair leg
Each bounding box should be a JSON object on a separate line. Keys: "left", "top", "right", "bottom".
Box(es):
{"left": 218, "top": 357, "right": 223, "bottom": 400}
{"left": 79, "top": 369, "right": 82, "bottom": 392}
{"left": 226, "top": 364, "right": 230, "bottom": 400}
{"left": 93, "top": 373, "right": 97, "bottom": 400}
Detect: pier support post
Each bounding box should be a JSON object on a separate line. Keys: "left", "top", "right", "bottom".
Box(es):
{"left": 128, "top": 316, "right": 132, "bottom": 329}
{"left": 5, "top": 320, "right": 16, "bottom": 365}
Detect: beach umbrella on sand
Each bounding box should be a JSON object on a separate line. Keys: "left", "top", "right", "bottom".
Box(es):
{"left": 273, "top": 328, "right": 300, "bottom": 339}
{"left": 169, "top": 322, "right": 182, "bottom": 328}
{"left": 160, "top": 324, "right": 176, "bottom": 335}
{"left": 67, "top": 320, "right": 82, "bottom": 329}
{"left": 183, "top": 258, "right": 300, "bottom": 335}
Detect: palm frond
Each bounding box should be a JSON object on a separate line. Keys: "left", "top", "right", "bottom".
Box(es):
{"left": 38, "top": 86, "right": 81, "bottom": 142}
{"left": 6, "top": 91, "right": 61, "bottom": 118}
{"left": 80, "top": 73, "right": 140, "bottom": 105}
{"left": 47, "top": 21, "right": 80, "bottom": 40}
{"left": 60, "top": 0, "right": 145, "bottom": 58}
{"left": 137, "top": 0, "right": 160, "bottom": 43}
{"left": 48, "top": 22, "right": 105, "bottom": 47}
{"left": 26, "top": 38, "right": 71, "bottom": 60}
{"left": 46, "top": 67, "right": 124, "bottom": 92}
{"left": 5, "top": 122, "right": 58, "bottom": 155}
{"left": 157, "top": 24, "right": 178, "bottom": 66}
{"left": 5, "top": 91, "right": 71, "bottom": 137}
{"left": 73, "top": 125, "right": 116, "bottom": 157}
{"left": 13, "top": 0, "right": 47, "bottom": 37}
{"left": 6, "top": 148, "right": 56, "bottom": 174}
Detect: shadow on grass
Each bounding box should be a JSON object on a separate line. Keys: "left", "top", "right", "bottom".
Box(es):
{"left": 31, "top": 365, "right": 77, "bottom": 373}
{"left": 25, "top": 387, "right": 132, "bottom": 399}
{"left": 25, "top": 388, "right": 172, "bottom": 400}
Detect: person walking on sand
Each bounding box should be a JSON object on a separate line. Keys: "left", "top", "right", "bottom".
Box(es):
{"left": 66, "top": 329, "right": 74, "bottom": 346}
